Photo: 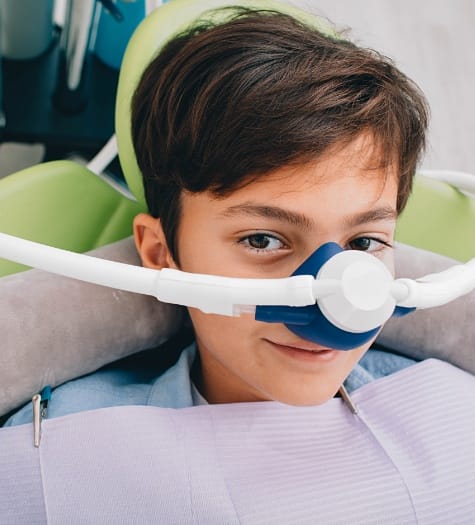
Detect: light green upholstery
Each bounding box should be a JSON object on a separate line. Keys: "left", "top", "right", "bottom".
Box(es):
{"left": 396, "top": 175, "right": 475, "bottom": 262}
{"left": 0, "top": 161, "right": 144, "bottom": 276}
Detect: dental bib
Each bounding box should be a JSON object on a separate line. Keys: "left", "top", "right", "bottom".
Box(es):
{"left": 1, "top": 359, "right": 474, "bottom": 524}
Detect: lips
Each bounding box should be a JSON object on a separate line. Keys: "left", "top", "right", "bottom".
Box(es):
{"left": 267, "top": 338, "right": 333, "bottom": 352}
{"left": 265, "top": 339, "right": 341, "bottom": 363}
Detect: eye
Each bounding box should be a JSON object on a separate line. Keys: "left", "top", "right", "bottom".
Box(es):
{"left": 347, "top": 236, "right": 392, "bottom": 253}
{"left": 238, "top": 233, "right": 287, "bottom": 253}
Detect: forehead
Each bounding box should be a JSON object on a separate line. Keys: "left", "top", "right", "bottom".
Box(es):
{"left": 183, "top": 133, "right": 399, "bottom": 222}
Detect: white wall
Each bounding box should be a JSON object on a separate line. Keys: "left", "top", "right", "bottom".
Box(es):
{"left": 291, "top": 0, "right": 475, "bottom": 173}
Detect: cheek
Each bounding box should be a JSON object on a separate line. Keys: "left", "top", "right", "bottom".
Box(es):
{"left": 188, "top": 310, "right": 255, "bottom": 356}
{"left": 188, "top": 308, "right": 274, "bottom": 384}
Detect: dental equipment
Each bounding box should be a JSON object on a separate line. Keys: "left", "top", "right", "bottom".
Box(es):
{"left": 1, "top": 232, "right": 474, "bottom": 350}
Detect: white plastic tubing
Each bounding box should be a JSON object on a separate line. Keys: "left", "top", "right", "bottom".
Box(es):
{"left": 1, "top": 233, "right": 475, "bottom": 317}
{"left": 0, "top": 233, "right": 327, "bottom": 316}
{"left": 397, "top": 258, "right": 475, "bottom": 309}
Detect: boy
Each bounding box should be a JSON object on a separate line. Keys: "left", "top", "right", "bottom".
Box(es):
{"left": 5, "top": 7, "right": 427, "bottom": 422}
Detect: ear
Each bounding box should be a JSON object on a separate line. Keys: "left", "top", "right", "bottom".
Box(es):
{"left": 133, "top": 213, "right": 176, "bottom": 269}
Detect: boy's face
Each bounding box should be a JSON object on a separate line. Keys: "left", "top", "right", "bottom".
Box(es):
{"left": 135, "top": 134, "right": 399, "bottom": 406}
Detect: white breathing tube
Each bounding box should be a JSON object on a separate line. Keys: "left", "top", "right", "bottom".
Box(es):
{"left": 0, "top": 232, "right": 331, "bottom": 315}
{"left": 1, "top": 232, "right": 475, "bottom": 326}
{"left": 396, "top": 261, "right": 475, "bottom": 309}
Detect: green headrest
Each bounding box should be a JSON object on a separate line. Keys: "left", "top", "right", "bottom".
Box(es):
{"left": 115, "top": 0, "right": 332, "bottom": 206}
{"left": 396, "top": 175, "right": 475, "bottom": 262}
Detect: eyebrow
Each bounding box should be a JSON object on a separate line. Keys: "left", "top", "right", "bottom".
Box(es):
{"left": 220, "top": 203, "right": 314, "bottom": 230}
{"left": 344, "top": 207, "right": 398, "bottom": 228}
{"left": 220, "top": 202, "right": 397, "bottom": 230}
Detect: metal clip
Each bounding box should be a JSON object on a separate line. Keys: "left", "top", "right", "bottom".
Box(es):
{"left": 32, "top": 386, "right": 51, "bottom": 448}
{"left": 339, "top": 384, "right": 358, "bottom": 415}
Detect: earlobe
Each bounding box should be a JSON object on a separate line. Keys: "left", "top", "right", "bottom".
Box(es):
{"left": 133, "top": 213, "right": 174, "bottom": 269}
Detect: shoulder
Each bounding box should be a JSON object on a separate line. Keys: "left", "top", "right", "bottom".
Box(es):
{"left": 359, "top": 347, "right": 417, "bottom": 378}
{"left": 5, "top": 342, "right": 198, "bottom": 427}
{"left": 344, "top": 347, "right": 418, "bottom": 393}
{"left": 4, "top": 367, "right": 155, "bottom": 427}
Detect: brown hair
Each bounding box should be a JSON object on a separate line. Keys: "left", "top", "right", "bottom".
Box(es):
{"left": 132, "top": 8, "right": 429, "bottom": 262}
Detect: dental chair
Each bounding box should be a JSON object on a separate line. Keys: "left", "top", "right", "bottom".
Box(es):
{"left": 0, "top": 0, "right": 474, "bottom": 418}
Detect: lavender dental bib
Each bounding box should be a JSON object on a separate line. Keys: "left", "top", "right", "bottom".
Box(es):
{"left": 1, "top": 359, "right": 474, "bottom": 524}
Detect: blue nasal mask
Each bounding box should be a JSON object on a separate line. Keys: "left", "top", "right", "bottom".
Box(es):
{"left": 256, "top": 242, "right": 412, "bottom": 350}
{"left": 0, "top": 233, "right": 474, "bottom": 351}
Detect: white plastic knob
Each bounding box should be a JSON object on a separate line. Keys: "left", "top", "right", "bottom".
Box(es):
{"left": 317, "top": 251, "right": 396, "bottom": 333}
{"left": 341, "top": 261, "right": 392, "bottom": 311}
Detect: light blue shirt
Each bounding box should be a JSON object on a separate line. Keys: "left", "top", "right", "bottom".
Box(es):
{"left": 5, "top": 344, "right": 416, "bottom": 427}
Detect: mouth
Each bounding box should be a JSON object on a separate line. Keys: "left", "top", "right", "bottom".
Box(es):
{"left": 265, "top": 339, "right": 341, "bottom": 363}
